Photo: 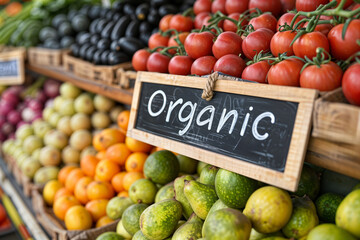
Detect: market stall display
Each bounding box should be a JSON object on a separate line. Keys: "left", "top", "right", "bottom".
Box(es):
{"left": 0, "top": 0, "right": 359, "bottom": 239}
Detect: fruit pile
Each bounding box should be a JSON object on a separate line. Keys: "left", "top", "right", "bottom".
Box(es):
{"left": 40, "top": 109, "right": 165, "bottom": 230}
{"left": 69, "top": 0, "right": 195, "bottom": 65}
{"left": 132, "top": 0, "right": 360, "bottom": 106}
{"left": 0, "top": 78, "right": 61, "bottom": 142}
{"left": 1, "top": 82, "right": 124, "bottom": 185}
{"left": 93, "top": 154, "right": 360, "bottom": 240}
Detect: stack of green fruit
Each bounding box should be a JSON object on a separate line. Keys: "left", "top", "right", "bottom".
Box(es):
{"left": 2, "top": 82, "right": 124, "bottom": 185}
{"left": 96, "top": 150, "right": 360, "bottom": 240}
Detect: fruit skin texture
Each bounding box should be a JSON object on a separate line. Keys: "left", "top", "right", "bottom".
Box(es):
{"left": 140, "top": 199, "right": 183, "bottom": 240}
{"left": 172, "top": 213, "right": 203, "bottom": 240}
{"left": 293, "top": 165, "right": 320, "bottom": 200}
{"left": 215, "top": 168, "right": 258, "bottom": 209}
{"left": 116, "top": 219, "right": 132, "bottom": 239}
{"left": 155, "top": 184, "right": 175, "bottom": 203}
{"left": 144, "top": 150, "right": 179, "bottom": 185}
{"left": 129, "top": 179, "right": 157, "bottom": 204}
{"left": 243, "top": 186, "right": 293, "bottom": 233}
{"left": 300, "top": 61, "right": 343, "bottom": 91}
{"left": 53, "top": 195, "right": 80, "bottom": 221}
{"left": 106, "top": 196, "right": 134, "bottom": 220}
{"left": 177, "top": 155, "right": 198, "bottom": 174}
{"left": 328, "top": 19, "right": 360, "bottom": 61}
{"left": 122, "top": 203, "right": 148, "bottom": 236}
{"left": 43, "top": 180, "right": 63, "bottom": 206}
{"left": 336, "top": 189, "right": 360, "bottom": 238}
{"left": 316, "top": 193, "right": 344, "bottom": 223}
{"left": 199, "top": 165, "right": 218, "bottom": 186}
{"left": 65, "top": 205, "right": 92, "bottom": 231}
{"left": 202, "top": 199, "right": 229, "bottom": 237}
{"left": 174, "top": 175, "right": 195, "bottom": 219}
{"left": 96, "top": 232, "right": 124, "bottom": 240}
{"left": 267, "top": 59, "right": 304, "bottom": 86}
{"left": 203, "top": 208, "right": 252, "bottom": 240}
{"left": 282, "top": 197, "right": 319, "bottom": 239}
{"left": 342, "top": 63, "right": 360, "bottom": 106}
{"left": 184, "top": 180, "right": 218, "bottom": 220}
{"left": 85, "top": 199, "right": 109, "bottom": 222}
{"left": 307, "top": 223, "right": 356, "bottom": 240}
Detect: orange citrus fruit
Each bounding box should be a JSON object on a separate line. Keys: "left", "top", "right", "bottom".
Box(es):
{"left": 85, "top": 199, "right": 109, "bottom": 222}
{"left": 65, "top": 168, "right": 85, "bottom": 193}
{"left": 125, "top": 152, "right": 148, "bottom": 173}
{"left": 54, "top": 188, "right": 72, "bottom": 202}
{"left": 93, "top": 128, "right": 125, "bottom": 151}
{"left": 117, "top": 110, "right": 130, "bottom": 131}
{"left": 80, "top": 155, "right": 100, "bottom": 177}
{"left": 122, "top": 172, "right": 144, "bottom": 191}
{"left": 95, "top": 159, "right": 121, "bottom": 182}
{"left": 111, "top": 172, "right": 127, "bottom": 193}
{"left": 105, "top": 143, "right": 131, "bottom": 165}
{"left": 58, "top": 166, "right": 78, "bottom": 185}
{"left": 64, "top": 206, "right": 92, "bottom": 230}
{"left": 86, "top": 181, "right": 115, "bottom": 201}
{"left": 96, "top": 216, "right": 114, "bottom": 228}
{"left": 125, "top": 137, "right": 152, "bottom": 152}
{"left": 53, "top": 195, "right": 80, "bottom": 221}
{"left": 74, "top": 176, "right": 93, "bottom": 204}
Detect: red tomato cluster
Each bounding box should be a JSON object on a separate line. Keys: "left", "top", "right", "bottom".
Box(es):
{"left": 132, "top": 0, "right": 360, "bottom": 106}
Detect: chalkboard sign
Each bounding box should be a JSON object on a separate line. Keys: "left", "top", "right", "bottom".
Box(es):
{"left": 0, "top": 48, "right": 26, "bottom": 85}
{"left": 128, "top": 72, "right": 317, "bottom": 191}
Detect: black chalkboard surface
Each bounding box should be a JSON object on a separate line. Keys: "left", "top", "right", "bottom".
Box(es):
{"left": 136, "top": 82, "right": 298, "bottom": 172}
{"left": 128, "top": 72, "right": 317, "bottom": 191}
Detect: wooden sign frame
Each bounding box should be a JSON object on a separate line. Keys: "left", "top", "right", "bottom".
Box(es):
{"left": 0, "top": 48, "right": 26, "bottom": 85}
{"left": 128, "top": 72, "right": 318, "bottom": 191}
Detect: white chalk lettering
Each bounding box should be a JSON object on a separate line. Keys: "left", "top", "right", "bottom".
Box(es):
{"left": 196, "top": 105, "right": 215, "bottom": 130}
{"left": 148, "top": 90, "right": 166, "bottom": 117}
{"left": 252, "top": 112, "right": 275, "bottom": 140}
{"left": 240, "top": 106, "right": 253, "bottom": 136}
{"left": 166, "top": 98, "right": 183, "bottom": 122}
{"left": 217, "top": 109, "right": 238, "bottom": 134}
{"left": 178, "top": 101, "right": 197, "bottom": 136}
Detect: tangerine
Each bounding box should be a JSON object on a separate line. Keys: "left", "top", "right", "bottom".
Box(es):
{"left": 96, "top": 151, "right": 107, "bottom": 160}
{"left": 122, "top": 172, "right": 144, "bottom": 191}
{"left": 65, "top": 168, "right": 85, "bottom": 193}
{"left": 93, "top": 128, "right": 125, "bottom": 151}
{"left": 85, "top": 199, "right": 109, "bottom": 222}
{"left": 87, "top": 181, "right": 115, "bottom": 200}
{"left": 125, "top": 152, "right": 148, "bottom": 173}
{"left": 53, "top": 195, "right": 80, "bottom": 221}
{"left": 96, "top": 216, "right": 114, "bottom": 228}
{"left": 74, "top": 176, "right": 93, "bottom": 204}
{"left": 95, "top": 159, "right": 121, "bottom": 182}
{"left": 117, "top": 110, "right": 130, "bottom": 131}
{"left": 125, "top": 137, "right": 152, "bottom": 152}
{"left": 58, "top": 166, "right": 78, "bottom": 185}
{"left": 54, "top": 188, "right": 72, "bottom": 202}
{"left": 118, "top": 191, "right": 129, "bottom": 197}
{"left": 111, "top": 172, "right": 127, "bottom": 193}
{"left": 80, "top": 155, "right": 100, "bottom": 177}
{"left": 43, "top": 180, "right": 63, "bottom": 206}
{"left": 106, "top": 143, "right": 131, "bottom": 165}
{"left": 64, "top": 206, "right": 92, "bottom": 230}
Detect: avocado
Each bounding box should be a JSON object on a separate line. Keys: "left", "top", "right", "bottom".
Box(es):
{"left": 96, "top": 232, "right": 124, "bottom": 240}
{"left": 316, "top": 193, "right": 344, "bottom": 223}
{"left": 122, "top": 203, "right": 148, "bottom": 236}
{"left": 199, "top": 164, "right": 218, "bottom": 186}
{"left": 293, "top": 164, "right": 320, "bottom": 200}
{"left": 71, "top": 14, "right": 90, "bottom": 32}
{"left": 215, "top": 168, "right": 258, "bottom": 209}
{"left": 144, "top": 150, "right": 179, "bottom": 185}
{"left": 140, "top": 199, "right": 183, "bottom": 240}
{"left": 97, "top": 38, "right": 111, "bottom": 50}
{"left": 155, "top": 184, "right": 175, "bottom": 203}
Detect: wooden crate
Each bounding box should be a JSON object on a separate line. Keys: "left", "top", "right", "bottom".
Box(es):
{"left": 0, "top": 46, "right": 26, "bottom": 85}
{"left": 28, "top": 47, "right": 68, "bottom": 67}
{"left": 31, "top": 189, "right": 118, "bottom": 240}
{"left": 116, "top": 68, "right": 137, "bottom": 89}
{"left": 63, "top": 52, "right": 133, "bottom": 86}
{"left": 312, "top": 88, "right": 360, "bottom": 145}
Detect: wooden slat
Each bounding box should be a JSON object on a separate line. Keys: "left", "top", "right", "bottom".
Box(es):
{"left": 26, "top": 63, "right": 133, "bottom": 105}
{"left": 306, "top": 137, "right": 360, "bottom": 180}
{"left": 312, "top": 88, "right": 360, "bottom": 145}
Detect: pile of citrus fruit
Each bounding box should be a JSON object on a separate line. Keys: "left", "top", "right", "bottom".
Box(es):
{"left": 42, "top": 109, "right": 159, "bottom": 230}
